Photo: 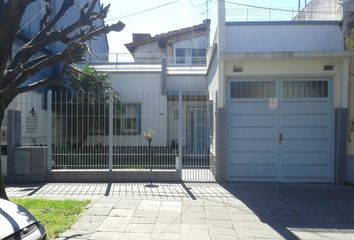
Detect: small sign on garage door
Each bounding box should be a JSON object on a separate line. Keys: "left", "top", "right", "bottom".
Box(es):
{"left": 269, "top": 98, "right": 278, "bottom": 110}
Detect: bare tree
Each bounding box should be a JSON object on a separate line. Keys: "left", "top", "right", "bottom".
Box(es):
{"left": 0, "top": 0, "right": 124, "bottom": 199}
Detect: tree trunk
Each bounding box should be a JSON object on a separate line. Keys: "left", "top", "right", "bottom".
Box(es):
{"left": 0, "top": 109, "right": 9, "bottom": 200}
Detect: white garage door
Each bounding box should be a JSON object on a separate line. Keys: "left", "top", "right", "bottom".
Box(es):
{"left": 227, "top": 79, "right": 333, "bottom": 182}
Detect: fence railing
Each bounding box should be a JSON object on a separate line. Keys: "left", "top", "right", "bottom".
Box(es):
{"left": 47, "top": 89, "right": 211, "bottom": 175}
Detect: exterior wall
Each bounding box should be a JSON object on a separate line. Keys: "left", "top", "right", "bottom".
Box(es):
{"left": 167, "top": 75, "right": 207, "bottom": 90}
{"left": 171, "top": 35, "right": 209, "bottom": 65}
{"left": 225, "top": 23, "right": 344, "bottom": 53}
{"left": 5, "top": 92, "right": 48, "bottom": 146}
{"left": 295, "top": 0, "right": 343, "bottom": 21}
{"left": 85, "top": 72, "right": 168, "bottom": 147}
{"left": 224, "top": 58, "right": 346, "bottom": 108}
{"left": 134, "top": 42, "right": 164, "bottom": 63}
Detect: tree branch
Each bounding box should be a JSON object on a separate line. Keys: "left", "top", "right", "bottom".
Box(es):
{"left": 15, "top": 77, "right": 61, "bottom": 94}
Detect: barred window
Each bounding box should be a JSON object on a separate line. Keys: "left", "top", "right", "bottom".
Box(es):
{"left": 283, "top": 80, "right": 328, "bottom": 98}
{"left": 230, "top": 81, "right": 275, "bottom": 99}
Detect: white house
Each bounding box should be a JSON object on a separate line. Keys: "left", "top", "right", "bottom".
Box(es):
{"left": 89, "top": 1, "right": 354, "bottom": 184}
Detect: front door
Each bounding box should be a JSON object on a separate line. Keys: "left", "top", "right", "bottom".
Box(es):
{"left": 186, "top": 106, "right": 207, "bottom": 154}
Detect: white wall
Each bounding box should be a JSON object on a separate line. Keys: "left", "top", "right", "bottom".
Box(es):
{"left": 224, "top": 58, "right": 346, "bottom": 108}
{"left": 167, "top": 75, "right": 207, "bottom": 90}
{"left": 106, "top": 72, "right": 168, "bottom": 146}
{"left": 225, "top": 23, "right": 344, "bottom": 53}
{"left": 207, "top": 47, "right": 219, "bottom": 154}
{"left": 5, "top": 92, "right": 48, "bottom": 146}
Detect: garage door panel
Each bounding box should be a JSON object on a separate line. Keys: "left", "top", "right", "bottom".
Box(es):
{"left": 229, "top": 164, "right": 277, "bottom": 179}
{"left": 280, "top": 115, "right": 330, "bottom": 127}
{"left": 282, "top": 127, "right": 329, "bottom": 139}
{"left": 229, "top": 115, "right": 277, "bottom": 127}
{"left": 280, "top": 152, "right": 329, "bottom": 165}
{"left": 229, "top": 127, "right": 277, "bottom": 139}
{"left": 281, "top": 140, "right": 329, "bottom": 152}
{"left": 229, "top": 102, "right": 271, "bottom": 114}
{"left": 281, "top": 101, "right": 329, "bottom": 114}
{"left": 282, "top": 165, "right": 330, "bottom": 180}
{"left": 230, "top": 139, "right": 277, "bottom": 152}
{"left": 229, "top": 152, "right": 277, "bottom": 164}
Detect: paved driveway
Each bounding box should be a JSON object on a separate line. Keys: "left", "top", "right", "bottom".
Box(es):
{"left": 7, "top": 183, "right": 354, "bottom": 239}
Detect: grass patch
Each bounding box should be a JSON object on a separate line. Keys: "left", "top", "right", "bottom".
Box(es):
{"left": 11, "top": 198, "right": 90, "bottom": 240}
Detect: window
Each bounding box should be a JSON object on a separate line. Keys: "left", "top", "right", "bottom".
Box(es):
{"left": 192, "top": 49, "right": 206, "bottom": 64}
{"left": 230, "top": 81, "right": 275, "bottom": 99}
{"left": 175, "top": 48, "right": 186, "bottom": 64}
{"left": 116, "top": 103, "right": 141, "bottom": 135}
{"left": 283, "top": 80, "right": 328, "bottom": 98}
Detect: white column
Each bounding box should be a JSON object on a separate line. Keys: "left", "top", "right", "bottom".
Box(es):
{"left": 47, "top": 90, "right": 52, "bottom": 171}
{"left": 178, "top": 91, "right": 183, "bottom": 178}
{"left": 109, "top": 91, "right": 113, "bottom": 171}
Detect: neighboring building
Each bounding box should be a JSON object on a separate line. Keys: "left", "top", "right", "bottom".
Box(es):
{"left": 294, "top": 0, "right": 343, "bottom": 20}
{"left": 125, "top": 20, "right": 210, "bottom": 65}
{"left": 1, "top": 0, "right": 109, "bottom": 176}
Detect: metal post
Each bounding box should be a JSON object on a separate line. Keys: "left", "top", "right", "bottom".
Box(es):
{"left": 109, "top": 91, "right": 113, "bottom": 171}
{"left": 47, "top": 90, "right": 52, "bottom": 171}
{"left": 178, "top": 91, "right": 183, "bottom": 179}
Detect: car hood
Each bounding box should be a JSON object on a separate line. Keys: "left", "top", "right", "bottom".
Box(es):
{"left": 0, "top": 199, "right": 37, "bottom": 239}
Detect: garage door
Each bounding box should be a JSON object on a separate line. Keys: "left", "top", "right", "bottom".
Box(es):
{"left": 227, "top": 79, "right": 333, "bottom": 182}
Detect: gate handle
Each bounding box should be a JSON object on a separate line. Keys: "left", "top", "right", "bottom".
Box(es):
{"left": 279, "top": 133, "right": 283, "bottom": 144}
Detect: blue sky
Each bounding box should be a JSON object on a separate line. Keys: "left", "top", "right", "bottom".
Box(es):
{"left": 100, "top": 0, "right": 307, "bottom": 53}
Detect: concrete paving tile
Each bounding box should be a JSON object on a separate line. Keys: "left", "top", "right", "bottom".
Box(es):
{"left": 97, "top": 217, "right": 128, "bottom": 231}
{"left": 208, "top": 226, "right": 237, "bottom": 236}
{"left": 158, "top": 210, "right": 181, "bottom": 217}
{"left": 129, "top": 216, "right": 156, "bottom": 224}
{"left": 134, "top": 210, "right": 159, "bottom": 218}
{"left": 182, "top": 206, "right": 204, "bottom": 213}
{"left": 229, "top": 213, "right": 258, "bottom": 222}
{"left": 85, "top": 207, "right": 112, "bottom": 216}
{"left": 124, "top": 223, "right": 154, "bottom": 233}
{"left": 153, "top": 224, "right": 181, "bottom": 233}
{"left": 96, "top": 197, "right": 120, "bottom": 203}
{"left": 161, "top": 201, "right": 182, "bottom": 207}
{"left": 181, "top": 217, "right": 207, "bottom": 225}
{"left": 182, "top": 200, "right": 204, "bottom": 207}
{"left": 89, "top": 231, "right": 122, "bottom": 240}
{"left": 159, "top": 206, "right": 182, "bottom": 212}
{"left": 119, "top": 233, "right": 150, "bottom": 240}
{"left": 156, "top": 216, "right": 181, "bottom": 224}
{"left": 180, "top": 232, "right": 210, "bottom": 240}
{"left": 236, "top": 229, "right": 266, "bottom": 238}
{"left": 206, "top": 219, "right": 233, "bottom": 228}
{"left": 210, "top": 235, "right": 240, "bottom": 240}
{"left": 109, "top": 209, "right": 135, "bottom": 218}
{"left": 71, "top": 215, "right": 106, "bottom": 231}
{"left": 150, "top": 232, "right": 180, "bottom": 240}
{"left": 205, "top": 213, "right": 230, "bottom": 220}
{"left": 204, "top": 206, "right": 228, "bottom": 213}
{"left": 181, "top": 224, "right": 209, "bottom": 233}
{"left": 59, "top": 230, "right": 95, "bottom": 239}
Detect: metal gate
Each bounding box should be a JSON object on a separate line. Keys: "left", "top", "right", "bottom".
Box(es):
{"left": 46, "top": 89, "right": 216, "bottom": 182}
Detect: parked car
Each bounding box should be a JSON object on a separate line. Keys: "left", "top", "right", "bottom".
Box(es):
{"left": 0, "top": 198, "right": 46, "bottom": 240}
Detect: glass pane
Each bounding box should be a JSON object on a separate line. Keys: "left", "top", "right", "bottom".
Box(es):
{"left": 284, "top": 80, "right": 329, "bottom": 98}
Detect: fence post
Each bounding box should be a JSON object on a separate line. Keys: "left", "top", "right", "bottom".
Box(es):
{"left": 47, "top": 90, "right": 52, "bottom": 171}
{"left": 177, "top": 91, "right": 183, "bottom": 179}
{"left": 109, "top": 91, "right": 113, "bottom": 171}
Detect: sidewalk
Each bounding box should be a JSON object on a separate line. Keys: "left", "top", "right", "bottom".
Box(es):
{"left": 7, "top": 183, "right": 354, "bottom": 240}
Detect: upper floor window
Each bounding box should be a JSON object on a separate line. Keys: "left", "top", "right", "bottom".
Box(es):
{"left": 174, "top": 48, "right": 206, "bottom": 65}
{"left": 176, "top": 48, "right": 187, "bottom": 64}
